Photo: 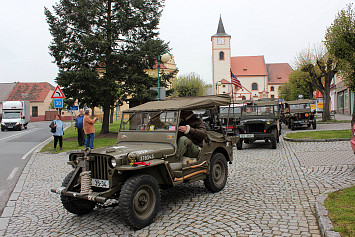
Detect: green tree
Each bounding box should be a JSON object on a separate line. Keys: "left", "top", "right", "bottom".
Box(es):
{"left": 278, "top": 82, "right": 292, "bottom": 101}
{"left": 172, "top": 73, "right": 207, "bottom": 97}
{"left": 282, "top": 69, "right": 313, "bottom": 100}
{"left": 325, "top": 3, "right": 355, "bottom": 125}
{"left": 45, "top": 0, "right": 168, "bottom": 134}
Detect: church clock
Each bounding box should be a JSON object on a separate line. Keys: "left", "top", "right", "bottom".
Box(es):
{"left": 217, "top": 37, "right": 225, "bottom": 45}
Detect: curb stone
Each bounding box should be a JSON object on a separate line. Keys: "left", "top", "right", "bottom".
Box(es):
{"left": 284, "top": 137, "right": 351, "bottom": 142}
{"left": 315, "top": 189, "right": 343, "bottom": 237}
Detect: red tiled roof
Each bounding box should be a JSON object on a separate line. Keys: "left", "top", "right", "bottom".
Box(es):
{"left": 266, "top": 63, "right": 293, "bottom": 85}
{"left": 220, "top": 79, "right": 230, "bottom": 84}
{"left": 231, "top": 56, "right": 267, "bottom": 76}
{"left": 6, "top": 82, "right": 55, "bottom": 102}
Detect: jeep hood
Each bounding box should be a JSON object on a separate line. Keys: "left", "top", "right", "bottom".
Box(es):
{"left": 88, "top": 142, "right": 175, "bottom": 158}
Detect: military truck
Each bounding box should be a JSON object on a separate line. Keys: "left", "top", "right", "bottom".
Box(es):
{"left": 284, "top": 99, "right": 316, "bottom": 130}
{"left": 51, "top": 95, "right": 235, "bottom": 229}
{"left": 235, "top": 100, "right": 281, "bottom": 149}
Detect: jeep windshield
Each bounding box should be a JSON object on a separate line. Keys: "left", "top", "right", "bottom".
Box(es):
{"left": 220, "top": 107, "right": 241, "bottom": 117}
{"left": 242, "top": 105, "right": 277, "bottom": 116}
{"left": 290, "top": 104, "right": 310, "bottom": 110}
{"left": 120, "top": 111, "right": 178, "bottom": 131}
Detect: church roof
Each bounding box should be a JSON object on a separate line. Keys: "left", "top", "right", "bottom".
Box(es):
{"left": 212, "top": 16, "right": 230, "bottom": 37}
{"left": 231, "top": 56, "right": 267, "bottom": 76}
{"left": 266, "top": 63, "right": 293, "bottom": 85}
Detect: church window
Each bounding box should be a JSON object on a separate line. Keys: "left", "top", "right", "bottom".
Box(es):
{"left": 252, "top": 83, "right": 258, "bottom": 91}
{"left": 219, "top": 51, "right": 224, "bottom": 61}
{"left": 271, "top": 86, "right": 274, "bottom": 91}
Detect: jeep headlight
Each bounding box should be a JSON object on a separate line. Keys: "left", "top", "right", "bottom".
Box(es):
{"left": 110, "top": 157, "right": 117, "bottom": 168}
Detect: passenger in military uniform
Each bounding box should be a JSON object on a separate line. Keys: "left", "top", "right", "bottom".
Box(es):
{"left": 177, "top": 110, "right": 207, "bottom": 159}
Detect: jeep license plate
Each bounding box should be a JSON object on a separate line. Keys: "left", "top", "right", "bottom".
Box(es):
{"left": 240, "top": 134, "right": 254, "bottom": 138}
{"left": 92, "top": 179, "right": 109, "bottom": 188}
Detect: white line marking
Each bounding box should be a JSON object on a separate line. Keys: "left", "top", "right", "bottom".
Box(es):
{"left": 21, "top": 135, "right": 54, "bottom": 160}
{"left": 0, "top": 128, "right": 39, "bottom": 141}
{"left": 7, "top": 167, "right": 19, "bottom": 180}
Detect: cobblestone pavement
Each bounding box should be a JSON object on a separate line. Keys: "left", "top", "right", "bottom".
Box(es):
{"left": 0, "top": 123, "right": 354, "bottom": 236}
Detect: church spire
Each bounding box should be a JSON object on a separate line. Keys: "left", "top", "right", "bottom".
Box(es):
{"left": 213, "top": 15, "right": 230, "bottom": 37}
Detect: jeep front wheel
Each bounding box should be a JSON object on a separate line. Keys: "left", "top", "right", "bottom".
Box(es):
{"left": 119, "top": 175, "right": 160, "bottom": 229}
{"left": 204, "top": 153, "right": 228, "bottom": 193}
{"left": 60, "top": 170, "right": 96, "bottom": 215}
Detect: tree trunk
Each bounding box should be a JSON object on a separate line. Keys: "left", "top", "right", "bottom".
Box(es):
{"left": 322, "top": 88, "right": 331, "bottom": 121}
{"left": 101, "top": 101, "right": 110, "bottom": 134}
{"left": 110, "top": 106, "right": 114, "bottom": 124}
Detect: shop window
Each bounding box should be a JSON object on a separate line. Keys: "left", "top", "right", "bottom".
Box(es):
{"left": 271, "top": 86, "right": 274, "bottom": 91}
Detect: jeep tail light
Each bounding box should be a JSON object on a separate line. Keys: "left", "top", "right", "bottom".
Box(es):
{"left": 264, "top": 130, "right": 266, "bottom": 133}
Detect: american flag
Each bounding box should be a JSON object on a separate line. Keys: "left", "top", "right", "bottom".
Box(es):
{"left": 231, "top": 70, "right": 242, "bottom": 88}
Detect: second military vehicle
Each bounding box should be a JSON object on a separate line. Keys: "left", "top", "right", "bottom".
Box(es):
{"left": 235, "top": 100, "right": 281, "bottom": 149}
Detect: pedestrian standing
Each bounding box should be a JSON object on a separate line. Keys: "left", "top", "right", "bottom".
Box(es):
{"left": 83, "top": 109, "right": 97, "bottom": 149}
{"left": 75, "top": 109, "right": 86, "bottom": 146}
{"left": 50, "top": 114, "right": 64, "bottom": 151}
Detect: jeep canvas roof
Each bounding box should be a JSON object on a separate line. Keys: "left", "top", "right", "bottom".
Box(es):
{"left": 125, "top": 95, "right": 231, "bottom": 112}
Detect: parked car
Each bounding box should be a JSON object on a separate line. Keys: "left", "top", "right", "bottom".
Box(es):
{"left": 51, "top": 95, "right": 237, "bottom": 229}
{"left": 351, "top": 123, "right": 355, "bottom": 154}
{"left": 235, "top": 100, "right": 281, "bottom": 149}
{"left": 284, "top": 99, "right": 316, "bottom": 131}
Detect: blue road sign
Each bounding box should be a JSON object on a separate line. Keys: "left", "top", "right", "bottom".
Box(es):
{"left": 54, "top": 99, "right": 63, "bottom": 108}
{"left": 70, "top": 106, "right": 79, "bottom": 111}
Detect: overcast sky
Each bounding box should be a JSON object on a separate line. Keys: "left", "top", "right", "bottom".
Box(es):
{"left": 0, "top": 0, "right": 351, "bottom": 86}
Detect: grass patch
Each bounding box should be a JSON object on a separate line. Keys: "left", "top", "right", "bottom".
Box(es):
{"left": 324, "top": 186, "right": 355, "bottom": 236}
{"left": 318, "top": 120, "right": 351, "bottom": 124}
{"left": 41, "top": 121, "right": 120, "bottom": 153}
{"left": 286, "top": 129, "right": 352, "bottom": 140}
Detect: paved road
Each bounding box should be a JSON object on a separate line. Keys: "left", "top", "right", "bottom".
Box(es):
{"left": 0, "top": 122, "right": 54, "bottom": 216}
{"left": 0, "top": 123, "right": 354, "bottom": 236}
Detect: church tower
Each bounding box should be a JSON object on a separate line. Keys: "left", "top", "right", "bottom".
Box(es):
{"left": 211, "top": 16, "right": 231, "bottom": 95}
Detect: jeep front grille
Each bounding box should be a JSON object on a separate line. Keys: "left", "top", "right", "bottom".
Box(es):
{"left": 89, "top": 155, "right": 109, "bottom": 180}
{"left": 247, "top": 124, "right": 264, "bottom": 133}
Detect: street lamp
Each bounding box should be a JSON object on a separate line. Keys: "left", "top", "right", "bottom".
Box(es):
{"left": 157, "top": 52, "right": 172, "bottom": 100}
{"left": 215, "top": 81, "right": 222, "bottom": 94}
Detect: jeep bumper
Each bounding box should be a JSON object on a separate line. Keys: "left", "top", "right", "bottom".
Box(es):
{"left": 239, "top": 133, "right": 275, "bottom": 140}
{"left": 51, "top": 187, "right": 107, "bottom": 203}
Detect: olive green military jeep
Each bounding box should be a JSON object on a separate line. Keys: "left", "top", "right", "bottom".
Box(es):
{"left": 51, "top": 95, "right": 235, "bottom": 229}
{"left": 235, "top": 100, "right": 281, "bottom": 149}
{"left": 284, "top": 99, "right": 316, "bottom": 131}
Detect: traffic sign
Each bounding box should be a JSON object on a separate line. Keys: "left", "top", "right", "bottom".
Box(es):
{"left": 51, "top": 86, "right": 65, "bottom": 99}
{"left": 54, "top": 99, "right": 63, "bottom": 108}
{"left": 69, "top": 106, "right": 78, "bottom": 111}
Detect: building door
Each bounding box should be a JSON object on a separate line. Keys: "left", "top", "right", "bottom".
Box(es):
{"left": 32, "top": 106, "right": 38, "bottom": 117}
